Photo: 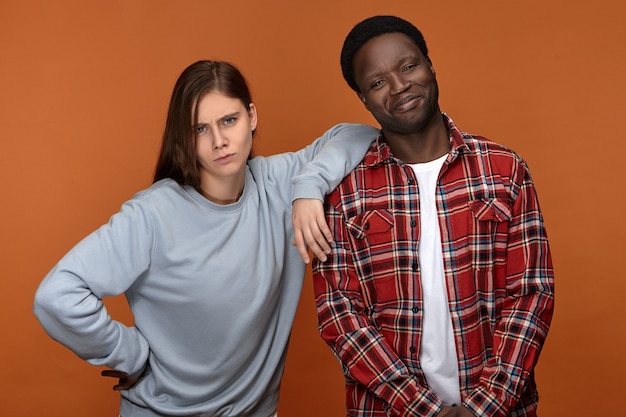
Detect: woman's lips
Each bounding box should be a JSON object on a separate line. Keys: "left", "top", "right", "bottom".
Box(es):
{"left": 214, "top": 153, "right": 236, "bottom": 163}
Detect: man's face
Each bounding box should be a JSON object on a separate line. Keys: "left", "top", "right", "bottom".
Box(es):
{"left": 353, "top": 32, "right": 440, "bottom": 136}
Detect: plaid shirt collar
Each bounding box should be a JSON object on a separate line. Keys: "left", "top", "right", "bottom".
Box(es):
{"left": 363, "top": 113, "right": 470, "bottom": 167}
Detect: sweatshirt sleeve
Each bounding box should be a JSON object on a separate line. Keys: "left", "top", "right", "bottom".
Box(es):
{"left": 291, "top": 124, "right": 380, "bottom": 201}
{"left": 291, "top": 123, "right": 379, "bottom": 201}
{"left": 33, "top": 197, "right": 153, "bottom": 377}
{"left": 252, "top": 123, "right": 378, "bottom": 206}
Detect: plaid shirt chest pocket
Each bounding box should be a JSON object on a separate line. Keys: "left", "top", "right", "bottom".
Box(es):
{"left": 345, "top": 209, "right": 402, "bottom": 306}
{"left": 346, "top": 209, "right": 394, "bottom": 245}
{"left": 462, "top": 197, "right": 513, "bottom": 297}
{"left": 450, "top": 196, "right": 512, "bottom": 250}
{"left": 467, "top": 197, "right": 512, "bottom": 257}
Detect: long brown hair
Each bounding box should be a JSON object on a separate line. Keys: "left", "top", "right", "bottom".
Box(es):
{"left": 153, "top": 60, "right": 254, "bottom": 187}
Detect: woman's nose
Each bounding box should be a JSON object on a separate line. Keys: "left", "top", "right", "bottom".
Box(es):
{"left": 212, "top": 130, "right": 228, "bottom": 150}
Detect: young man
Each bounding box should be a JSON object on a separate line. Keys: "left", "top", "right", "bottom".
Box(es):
{"left": 312, "top": 16, "right": 554, "bottom": 417}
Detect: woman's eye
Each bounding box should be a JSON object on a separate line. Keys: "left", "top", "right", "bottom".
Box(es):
{"left": 196, "top": 125, "right": 207, "bottom": 134}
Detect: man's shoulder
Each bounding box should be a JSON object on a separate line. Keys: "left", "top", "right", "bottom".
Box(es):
{"left": 326, "top": 148, "right": 391, "bottom": 210}
{"left": 459, "top": 131, "right": 525, "bottom": 164}
{"left": 445, "top": 114, "right": 524, "bottom": 162}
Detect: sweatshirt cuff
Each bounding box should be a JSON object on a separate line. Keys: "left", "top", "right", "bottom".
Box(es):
{"left": 292, "top": 178, "right": 326, "bottom": 202}
{"left": 86, "top": 324, "right": 149, "bottom": 377}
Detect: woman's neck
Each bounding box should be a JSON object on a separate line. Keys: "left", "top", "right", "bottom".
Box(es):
{"left": 198, "top": 172, "right": 245, "bottom": 205}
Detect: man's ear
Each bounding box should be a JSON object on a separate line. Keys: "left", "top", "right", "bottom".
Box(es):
{"left": 357, "top": 92, "right": 369, "bottom": 110}
{"left": 427, "top": 57, "right": 436, "bottom": 77}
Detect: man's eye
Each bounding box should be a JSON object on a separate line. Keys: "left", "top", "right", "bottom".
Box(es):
{"left": 223, "top": 117, "right": 236, "bottom": 125}
{"left": 402, "top": 64, "right": 416, "bottom": 72}
{"left": 196, "top": 125, "right": 207, "bottom": 134}
{"left": 370, "top": 80, "right": 384, "bottom": 89}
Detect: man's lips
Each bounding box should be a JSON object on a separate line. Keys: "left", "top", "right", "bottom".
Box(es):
{"left": 394, "top": 95, "right": 421, "bottom": 112}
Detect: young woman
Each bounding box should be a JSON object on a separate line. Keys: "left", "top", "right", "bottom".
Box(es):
{"left": 33, "top": 60, "right": 378, "bottom": 417}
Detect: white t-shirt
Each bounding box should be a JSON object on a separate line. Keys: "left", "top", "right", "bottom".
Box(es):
{"left": 410, "top": 154, "right": 461, "bottom": 406}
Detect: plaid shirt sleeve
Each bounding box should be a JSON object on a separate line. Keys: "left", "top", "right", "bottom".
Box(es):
{"left": 313, "top": 200, "right": 444, "bottom": 417}
{"left": 463, "top": 159, "right": 554, "bottom": 416}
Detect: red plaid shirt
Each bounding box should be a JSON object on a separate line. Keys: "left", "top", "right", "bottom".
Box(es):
{"left": 313, "top": 114, "right": 554, "bottom": 417}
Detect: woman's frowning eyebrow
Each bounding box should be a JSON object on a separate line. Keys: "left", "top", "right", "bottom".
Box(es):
{"left": 195, "top": 111, "right": 242, "bottom": 126}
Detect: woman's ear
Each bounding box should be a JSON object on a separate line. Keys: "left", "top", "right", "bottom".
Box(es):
{"left": 248, "top": 103, "right": 258, "bottom": 132}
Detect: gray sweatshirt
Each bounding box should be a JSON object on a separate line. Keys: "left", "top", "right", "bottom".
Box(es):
{"left": 33, "top": 123, "right": 379, "bottom": 417}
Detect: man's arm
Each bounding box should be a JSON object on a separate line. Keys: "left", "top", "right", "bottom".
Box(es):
{"left": 463, "top": 162, "right": 555, "bottom": 416}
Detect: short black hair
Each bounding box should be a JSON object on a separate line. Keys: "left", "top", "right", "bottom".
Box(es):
{"left": 340, "top": 15, "right": 429, "bottom": 93}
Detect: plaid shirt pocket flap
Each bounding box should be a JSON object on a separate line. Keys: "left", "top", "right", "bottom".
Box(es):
{"left": 346, "top": 209, "right": 394, "bottom": 246}
{"left": 468, "top": 198, "right": 512, "bottom": 222}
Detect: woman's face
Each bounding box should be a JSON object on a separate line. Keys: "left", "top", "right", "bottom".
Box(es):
{"left": 194, "top": 92, "right": 257, "bottom": 192}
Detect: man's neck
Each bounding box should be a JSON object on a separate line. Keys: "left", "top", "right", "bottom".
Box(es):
{"left": 383, "top": 114, "right": 450, "bottom": 164}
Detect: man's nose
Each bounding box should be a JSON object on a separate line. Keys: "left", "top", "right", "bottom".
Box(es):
{"left": 389, "top": 74, "right": 409, "bottom": 95}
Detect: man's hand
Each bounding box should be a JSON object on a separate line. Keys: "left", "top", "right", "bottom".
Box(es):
{"left": 292, "top": 198, "right": 333, "bottom": 264}
{"left": 437, "top": 406, "right": 475, "bottom": 417}
{"left": 101, "top": 369, "right": 140, "bottom": 391}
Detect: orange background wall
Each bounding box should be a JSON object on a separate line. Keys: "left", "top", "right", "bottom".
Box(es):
{"left": 2, "top": 1, "right": 624, "bottom": 415}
